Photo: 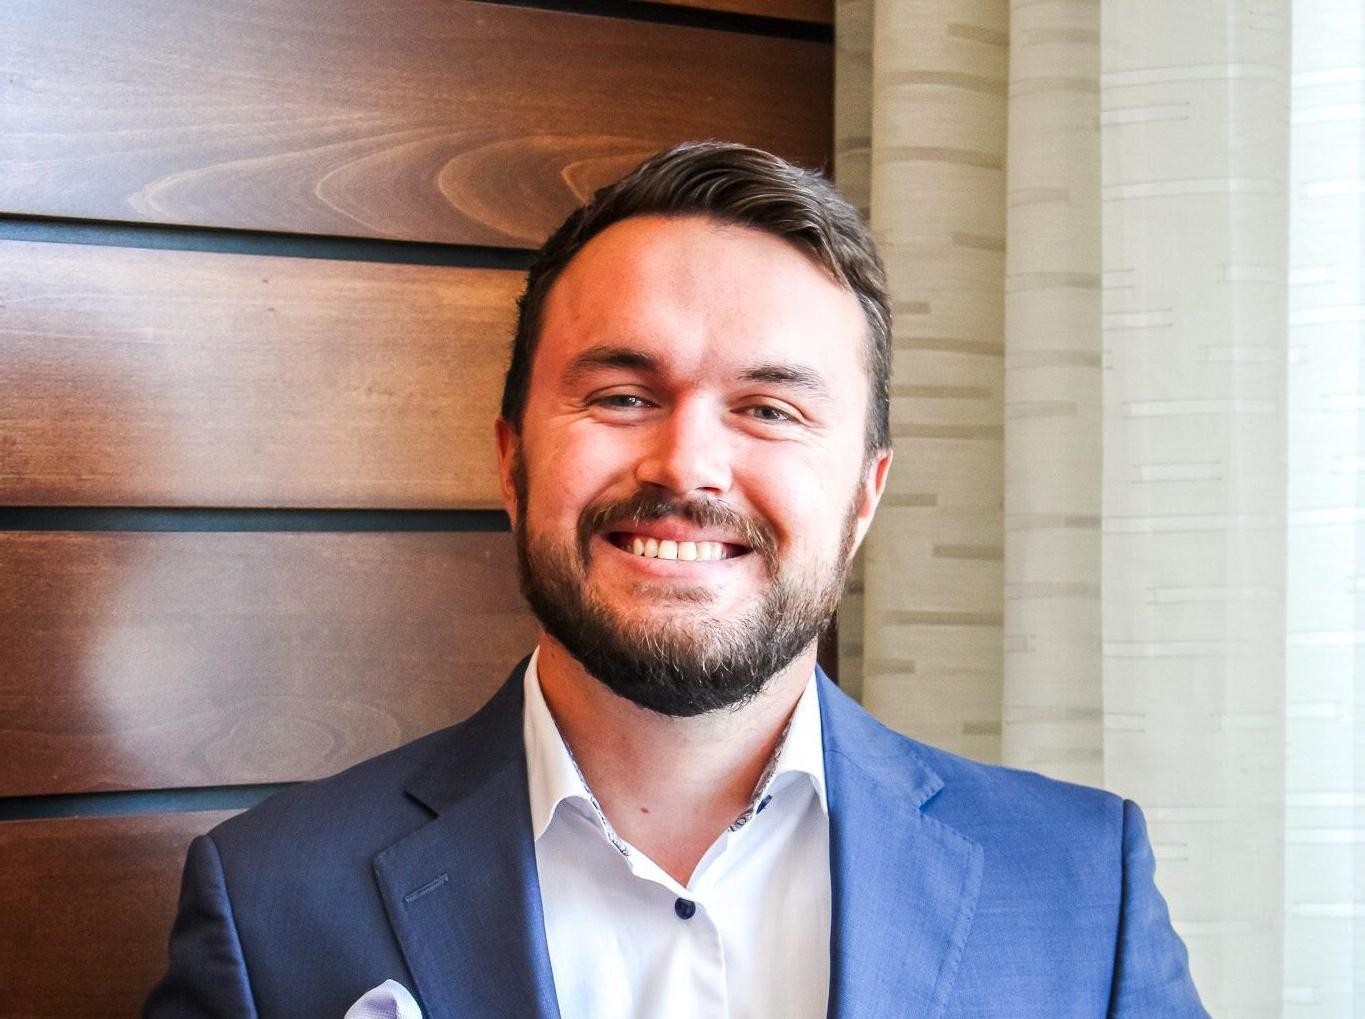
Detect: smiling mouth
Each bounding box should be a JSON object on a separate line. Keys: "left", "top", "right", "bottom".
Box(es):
{"left": 607, "top": 533, "right": 749, "bottom": 562}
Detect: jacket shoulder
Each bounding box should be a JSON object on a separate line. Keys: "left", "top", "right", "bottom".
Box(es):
{"left": 819, "top": 673, "right": 1122, "bottom": 838}
{"left": 208, "top": 720, "right": 459, "bottom": 865}
{"left": 209, "top": 663, "right": 528, "bottom": 865}
{"left": 909, "top": 736, "right": 1123, "bottom": 836}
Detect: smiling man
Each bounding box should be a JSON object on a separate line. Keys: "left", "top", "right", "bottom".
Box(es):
{"left": 146, "top": 143, "right": 1207, "bottom": 1018}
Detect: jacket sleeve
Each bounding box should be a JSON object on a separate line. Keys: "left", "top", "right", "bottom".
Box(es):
{"left": 1107, "top": 799, "right": 1210, "bottom": 1018}
{"left": 143, "top": 833, "right": 259, "bottom": 1019}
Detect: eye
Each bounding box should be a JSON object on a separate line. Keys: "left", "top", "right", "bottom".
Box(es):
{"left": 591, "top": 393, "right": 655, "bottom": 410}
{"left": 744, "top": 403, "right": 798, "bottom": 424}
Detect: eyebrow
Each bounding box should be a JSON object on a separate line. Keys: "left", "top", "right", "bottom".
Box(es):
{"left": 739, "top": 362, "right": 833, "bottom": 402}
{"left": 560, "top": 345, "right": 833, "bottom": 402}
{"left": 561, "top": 345, "right": 660, "bottom": 387}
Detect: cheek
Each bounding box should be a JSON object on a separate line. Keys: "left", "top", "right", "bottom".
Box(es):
{"left": 523, "top": 428, "right": 640, "bottom": 521}
{"left": 741, "top": 442, "right": 867, "bottom": 553}
{"left": 733, "top": 452, "right": 828, "bottom": 543}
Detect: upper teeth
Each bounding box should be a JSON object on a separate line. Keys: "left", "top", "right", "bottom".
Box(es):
{"left": 628, "top": 537, "right": 726, "bottom": 561}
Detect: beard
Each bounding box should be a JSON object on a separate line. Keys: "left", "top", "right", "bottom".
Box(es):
{"left": 511, "top": 454, "right": 859, "bottom": 718}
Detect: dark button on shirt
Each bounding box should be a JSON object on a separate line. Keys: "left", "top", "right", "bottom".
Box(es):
{"left": 674, "top": 898, "right": 697, "bottom": 920}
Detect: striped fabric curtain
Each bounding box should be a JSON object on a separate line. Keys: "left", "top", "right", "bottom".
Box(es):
{"left": 835, "top": 1, "right": 1364, "bottom": 1013}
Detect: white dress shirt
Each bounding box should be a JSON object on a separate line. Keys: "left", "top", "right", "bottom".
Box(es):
{"left": 522, "top": 649, "right": 831, "bottom": 1019}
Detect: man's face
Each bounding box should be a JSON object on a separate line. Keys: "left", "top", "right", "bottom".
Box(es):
{"left": 497, "top": 215, "right": 890, "bottom": 716}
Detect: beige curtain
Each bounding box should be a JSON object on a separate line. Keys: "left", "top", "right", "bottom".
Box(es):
{"left": 836, "top": 1, "right": 1364, "bottom": 1014}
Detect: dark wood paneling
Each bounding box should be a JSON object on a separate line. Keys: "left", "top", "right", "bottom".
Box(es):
{"left": 643, "top": 0, "right": 833, "bottom": 23}
{"left": 0, "top": 531, "right": 537, "bottom": 797}
{"left": 0, "top": 811, "right": 234, "bottom": 1019}
{"left": 0, "top": 240, "right": 520, "bottom": 508}
{"left": 0, "top": 0, "right": 833, "bottom": 247}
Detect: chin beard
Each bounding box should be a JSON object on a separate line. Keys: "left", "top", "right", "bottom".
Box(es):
{"left": 518, "top": 548, "right": 840, "bottom": 717}
{"left": 512, "top": 462, "right": 857, "bottom": 717}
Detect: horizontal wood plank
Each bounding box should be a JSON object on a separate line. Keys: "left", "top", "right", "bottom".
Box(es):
{"left": 0, "top": 531, "right": 538, "bottom": 797}
{"left": 0, "top": 811, "right": 234, "bottom": 1019}
{"left": 0, "top": 239, "right": 519, "bottom": 508}
{"left": 642, "top": 0, "right": 833, "bottom": 23}
{"left": 1, "top": 0, "right": 832, "bottom": 246}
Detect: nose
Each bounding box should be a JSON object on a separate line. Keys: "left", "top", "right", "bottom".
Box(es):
{"left": 634, "top": 399, "right": 732, "bottom": 497}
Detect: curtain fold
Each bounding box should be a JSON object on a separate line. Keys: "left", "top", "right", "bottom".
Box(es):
{"left": 1285, "top": 1, "right": 1365, "bottom": 1008}
{"left": 1002, "top": 0, "right": 1103, "bottom": 786}
{"left": 847, "top": 0, "right": 1011, "bottom": 759}
{"left": 837, "top": 1, "right": 1363, "bottom": 1013}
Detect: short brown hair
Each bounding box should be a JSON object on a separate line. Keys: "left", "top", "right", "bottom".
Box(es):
{"left": 500, "top": 141, "right": 892, "bottom": 453}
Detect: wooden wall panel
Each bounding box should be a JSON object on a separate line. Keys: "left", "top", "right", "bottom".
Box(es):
{"left": 0, "top": 531, "right": 538, "bottom": 797}
{"left": 2, "top": 1, "right": 836, "bottom": 1012}
{"left": 0, "top": 0, "right": 833, "bottom": 247}
{"left": 0, "top": 240, "right": 520, "bottom": 508}
{"left": 642, "top": 0, "right": 833, "bottom": 23}
{"left": 0, "top": 811, "right": 235, "bottom": 1019}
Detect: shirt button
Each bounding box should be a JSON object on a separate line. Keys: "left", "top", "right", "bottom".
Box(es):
{"left": 674, "top": 898, "right": 697, "bottom": 920}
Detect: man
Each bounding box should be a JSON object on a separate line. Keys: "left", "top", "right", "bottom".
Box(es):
{"left": 146, "top": 143, "right": 1208, "bottom": 1018}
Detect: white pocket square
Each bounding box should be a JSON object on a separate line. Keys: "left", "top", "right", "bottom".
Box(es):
{"left": 343, "top": 979, "right": 423, "bottom": 1019}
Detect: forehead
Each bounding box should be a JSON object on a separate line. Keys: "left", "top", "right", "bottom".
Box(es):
{"left": 534, "top": 215, "right": 868, "bottom": 388}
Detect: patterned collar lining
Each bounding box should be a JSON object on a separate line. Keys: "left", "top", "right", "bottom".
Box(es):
{"left": 559, "top": 712, "right": 796, "bottom": 859}
{"left": 523, "top": 649, "right": 826, "bottom": 860}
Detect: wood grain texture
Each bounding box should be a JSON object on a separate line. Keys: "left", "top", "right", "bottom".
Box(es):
{"left": 0, "top": 811, "right": 235, "bottom": 1019}
{"left": 0, "top": 0, "right": 833, "bottom": 246}
{"left": 0, "top": 240, "right": 520, "bottom": 508}
{"left": 0, "top": 530, "right": 537, "bottom": 797}
{"left": 642, "top": 0, "right": 833, "bottom": 23}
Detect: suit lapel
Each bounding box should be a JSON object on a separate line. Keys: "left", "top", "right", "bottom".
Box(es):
{"left": 819, "top": 674, "right": 983, "bottom": 1019}
{"left": 374, "top": 665, "right": 561, "bottom": 1019}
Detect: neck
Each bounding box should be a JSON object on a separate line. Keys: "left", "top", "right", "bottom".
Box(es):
{"left": 535, "top": 636, "right": 816, "bottom": 886}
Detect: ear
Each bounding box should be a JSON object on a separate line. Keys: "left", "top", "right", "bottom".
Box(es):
{"left": 849, "top": 447, "right": 892, "bottom": 556}
{"left": 494, "top": 417, "right": 521, "bottom": 522}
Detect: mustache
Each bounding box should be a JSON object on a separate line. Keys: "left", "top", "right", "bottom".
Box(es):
{"left": 577, "top": 489, "right": 778, "bottom": 570}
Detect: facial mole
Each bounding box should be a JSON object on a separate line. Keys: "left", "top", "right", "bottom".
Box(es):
{"left": 640, "top": 806, "right": 651, "bottom": 814}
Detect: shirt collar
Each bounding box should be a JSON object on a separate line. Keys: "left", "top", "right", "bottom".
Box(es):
{"left": 523, "top": 647, "right": 590, "bottom": 843}
{"left": 522, "top": 647, "right": 828, "bottom": 847}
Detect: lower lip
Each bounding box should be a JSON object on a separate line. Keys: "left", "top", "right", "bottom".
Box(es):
{"left": 593, "top": 534, "right": 749, "bottom": 575}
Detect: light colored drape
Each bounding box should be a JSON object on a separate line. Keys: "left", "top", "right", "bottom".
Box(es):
{"left": 836, "top": 1, "right": 1364, "bottom": 1014}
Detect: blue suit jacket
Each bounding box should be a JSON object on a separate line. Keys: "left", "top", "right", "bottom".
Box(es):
{"left": 145, "top": 662, "right": 1208, "bottom": 1017}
